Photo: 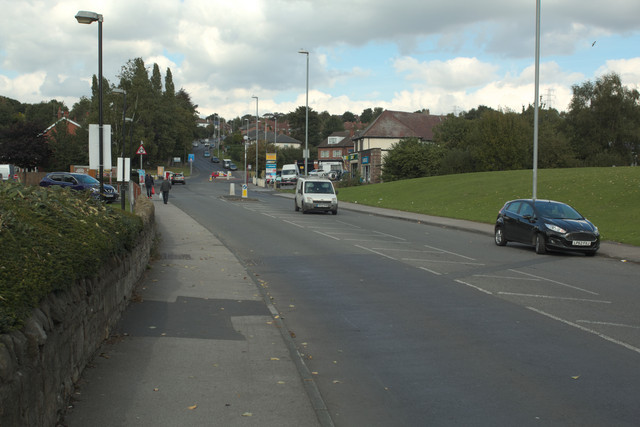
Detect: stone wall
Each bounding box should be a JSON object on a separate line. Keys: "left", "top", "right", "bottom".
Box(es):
{"left": 0, "top": 197, "right": 156, "bottom": 427}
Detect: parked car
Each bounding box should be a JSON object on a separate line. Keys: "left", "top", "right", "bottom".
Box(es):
{"left": 171, "top": 172, "right": 186, "bottom": 185}
{"left": 229, "top": 163, "right": 238, "bottom": 171}
{"left": 494, "top": 199, "right": 599, "bottom": 256}
{"left": 39, "top": 172, "right": 119, "bottom": 203}
{"left": 203, "top": 151, "right": 211, "bottom": 158}
{"left": 294, "top": 177, "right": 338, "bottom": 215}
{"left": 211, "top": 156, "right": 220, "bottom": 163}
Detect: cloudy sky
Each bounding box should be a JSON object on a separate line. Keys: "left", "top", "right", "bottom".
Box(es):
{"left": 1, "top": 0, "right": 640, "bottom": 121}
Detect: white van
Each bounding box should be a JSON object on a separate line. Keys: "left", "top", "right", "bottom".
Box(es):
{"left": 294, "top": 177, "right": 338, "bottom": 215}
{"left": 281, "top": 164, "right": 298, "bottom": 185}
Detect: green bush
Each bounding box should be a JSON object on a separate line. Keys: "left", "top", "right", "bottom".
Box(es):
{"left": 0, "top": 182, "right": 143, "bottom": 333}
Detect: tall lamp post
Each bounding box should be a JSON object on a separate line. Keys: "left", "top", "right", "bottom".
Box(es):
{"left": 252, "top": 96, "right": 259, "bottom": 184}
{"left": 244, "top": 118, "right": 249, "bottom": 186}
{"left": 532, "top": 0, "right": 541, "bottom": 201}
{"left": 113, "top": 88, "right": 127, "bottom": 210}
{"left": 299, "top": 49, "right": 309, "bottom": 176}
{"left": 75, "top": 10, "right": 104, "bottom": 196}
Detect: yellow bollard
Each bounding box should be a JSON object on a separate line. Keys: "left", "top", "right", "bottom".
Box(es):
{"left": 209, "top": 176, "right": 212, "bottom": 182}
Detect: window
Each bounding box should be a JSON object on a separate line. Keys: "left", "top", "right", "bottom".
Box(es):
{"left": 333, "top": 150, "right": 342, "bottom": 157}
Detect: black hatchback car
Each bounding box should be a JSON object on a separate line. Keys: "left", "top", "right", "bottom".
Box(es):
{"left": 494, "top": 199, "right": 599, "bottom": 256}
{"left": 39, "top": 172, "right": 119, "bottom": 203}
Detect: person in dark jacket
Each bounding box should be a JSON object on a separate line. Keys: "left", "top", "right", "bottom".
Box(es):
{"left": 144, "top": 173, "right": 154, "bottom": 198}
{"left": 160, "top": 178, "right": 171, "bottom": 204}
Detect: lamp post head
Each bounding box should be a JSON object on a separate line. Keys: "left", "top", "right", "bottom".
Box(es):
{"left": 75, "top": 10, "right": 103, "bottom": 24}
{"left": 112, "top": 88, "right": 126, "bottom": 95}
{"left": 298, "top": 49, "right": 309, "bottom": 55}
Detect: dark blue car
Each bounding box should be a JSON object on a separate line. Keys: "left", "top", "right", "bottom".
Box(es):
{"left": 494, "top": 199, "right": 599, "bottom": 256}
{"left": 39, "top": 172, "right": 119, "bottom": 203}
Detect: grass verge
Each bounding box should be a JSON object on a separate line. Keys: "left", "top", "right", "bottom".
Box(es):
{"left": 337, "top": 167, "right": 640, "bottom": 246}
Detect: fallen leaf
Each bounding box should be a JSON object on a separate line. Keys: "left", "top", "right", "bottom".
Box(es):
{"left": 270, "top": 357, "right": 280, "bottom": 361}
{"left": 153, "top": 388, "right": 159, "bottom": 392}
{"left": 242, "top": 412, "right": 253, "bottom": 417}
{"left": 188, "top": 404, "right": 197, "bottom": 410}
{"left": 572, "top": 376, "right": 580, "bottom": 380}
{"left": 277, "top": 381, "right": 285, "bottom": 384}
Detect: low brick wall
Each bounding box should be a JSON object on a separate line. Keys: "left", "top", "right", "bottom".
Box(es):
{"left": 0, "top": 197, "right": 156, "bottom": 426}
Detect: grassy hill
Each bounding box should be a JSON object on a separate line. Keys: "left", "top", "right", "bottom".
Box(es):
{"left": 337, "top": 167, "right": 640, "bottom": 246}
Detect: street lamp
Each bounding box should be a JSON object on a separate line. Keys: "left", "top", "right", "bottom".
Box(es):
{"left": 75, "top": 10, "right": 104, "bottom": 196}
{"left": 244, "top": 118, "right": 249, "bottom": 186}
{"left": 299, "top": 50, "right": 309, "bottom": 176}
{"left": 252, "top": 96, "right": 259, "bottom": 184}
{"left": 113, "top": 88, "right": 127, "bottom": 210}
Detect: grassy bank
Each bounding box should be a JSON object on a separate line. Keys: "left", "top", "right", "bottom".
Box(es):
{"left": 337, "top": 167, "right": 640, "bottom": 246}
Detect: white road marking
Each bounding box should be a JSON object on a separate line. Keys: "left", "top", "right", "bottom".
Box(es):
{"left": 403, "top": 258, "right": 485, "bottom": 266}
{"left": 498, "top": 292, "right": 611, "bottom": 304}
{"left": 354, "top": 245, "right": 398, "bottom": 260}
{"left": 454, "top": 279, "right": 493, "bottom": 295}
{"left": 576, "top": 320, "right": 640, "bottom": 329}
{"left": 423, "top": 244, "right": 476, "bottom": 261}
{"left": 313, "top": 230, "right": 341, "bottom": 240}
{"left": 509, "top": 269, "right": 599, "bottom": 295}
{"left": 528, "top": 307, "right": 640, "bottom": 356}
{"left": 473, "top": 274, "right": 541, "bottom": 281}
{"left": 418, "top": 266, "right": 442, "bottom": 275}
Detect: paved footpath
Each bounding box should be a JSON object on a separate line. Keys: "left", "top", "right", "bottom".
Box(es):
{"left": 63, "top": 199, "right": 325, "bottom": 427}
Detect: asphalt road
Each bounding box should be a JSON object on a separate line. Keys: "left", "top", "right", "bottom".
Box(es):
{"left": 170, "top": 154, "right": 640, "bottom": 426}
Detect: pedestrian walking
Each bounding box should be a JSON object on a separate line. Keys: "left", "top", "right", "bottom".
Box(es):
{"left": 160, "top": 178, "right": 171, "bottom": 204}
{"left": 144, "top": 173, "right": 154, "bottom": 198}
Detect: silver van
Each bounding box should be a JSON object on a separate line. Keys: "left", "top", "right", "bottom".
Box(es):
{"left": 294, "top": 177, "right": 338, "bottom": 215}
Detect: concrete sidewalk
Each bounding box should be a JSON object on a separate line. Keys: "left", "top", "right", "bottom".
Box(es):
{"left": 63, "top": 199, "right": 325, "bottom": 427}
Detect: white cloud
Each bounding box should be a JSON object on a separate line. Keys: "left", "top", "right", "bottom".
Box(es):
{"left": 1, "top": 0, "right": 640, "bottom": 120}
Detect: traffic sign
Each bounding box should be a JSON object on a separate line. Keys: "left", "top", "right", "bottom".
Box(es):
{"left": 136, "top": 144, "right": 147, "bottom": 155}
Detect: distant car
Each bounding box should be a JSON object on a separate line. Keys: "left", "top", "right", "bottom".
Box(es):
{"left": 203, "top": 151, "right": 211, "bottom": 158}
{"left": 171, "top": 172, "right": 186, "bottom": 185}
{"left": 211, "top": 156, "right": 220, "bottom": 163}
{"left": 229, "top": 163, "right": 238, "bottom": 171}
{"left": 494, "top": 199, "right": 599, "bottom": 256}
{"left": 39, "top": 172, "right": 119, "bottom": 203}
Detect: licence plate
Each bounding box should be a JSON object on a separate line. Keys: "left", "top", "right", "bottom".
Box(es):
{"left": 572, "top": 240, "right": 591, "bottom": 246}
{"left": 315, "top": 203, "right": 329, "bottom": 208}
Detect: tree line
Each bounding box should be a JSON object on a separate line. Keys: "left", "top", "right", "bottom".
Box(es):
{"left": 383, "top": 73, "right": 640, "bottom": 181}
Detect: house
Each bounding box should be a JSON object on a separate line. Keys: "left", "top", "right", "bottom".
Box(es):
{"left": 42, "top": 108, "right": 81, "bottom": 139}
{"left": 351, "top": 110, "right": 446, "bottom": 183}
{"left": 263, "top": 131, "right": 302, "bottom": 150}
{"left": 317, "top": 130, "right": 354, "bottom": 171}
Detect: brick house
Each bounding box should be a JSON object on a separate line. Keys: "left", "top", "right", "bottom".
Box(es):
{"left": 351, "top": 110, "right": 446, "bottom": 183}
{"left": 317, "top": 130, "right": 354, "bottom": 171}
{"left": 42, "top": 109, "right": 81, "bottom": 139}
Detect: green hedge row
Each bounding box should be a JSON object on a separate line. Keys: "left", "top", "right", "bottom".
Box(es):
{"left": 0, "top": 182, "right": 143, "bottom": 334}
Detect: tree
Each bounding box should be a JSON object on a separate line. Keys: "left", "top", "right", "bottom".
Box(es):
{"left": 0, "top": 121, "right": 50, "bottom": 169}
{"left": 342, "top": 111, "right": 356, "bottom": 122}
{"left": 382, "top": 137, "right": 443, "bottom": 181}
{"left": 360, "top": 108, "right": 374, "bottom": 124}
{"left": 287, "top": 106, "right": 321, "bottom": 148}
{"left": 565, "top": 72, "right": 640, "bottom": 166}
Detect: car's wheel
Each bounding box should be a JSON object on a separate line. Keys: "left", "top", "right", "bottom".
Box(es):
{"left": 331, "top": 209, "right": 338, "bottom": 215}
{"left": 294, "top": 200, "right": 299, "bottom": 211}
{"left": 494, "top": 227, "right": 507, "bottom": 246}
{"left": 535, "top": 233, "right": 547, "bottom": 254}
